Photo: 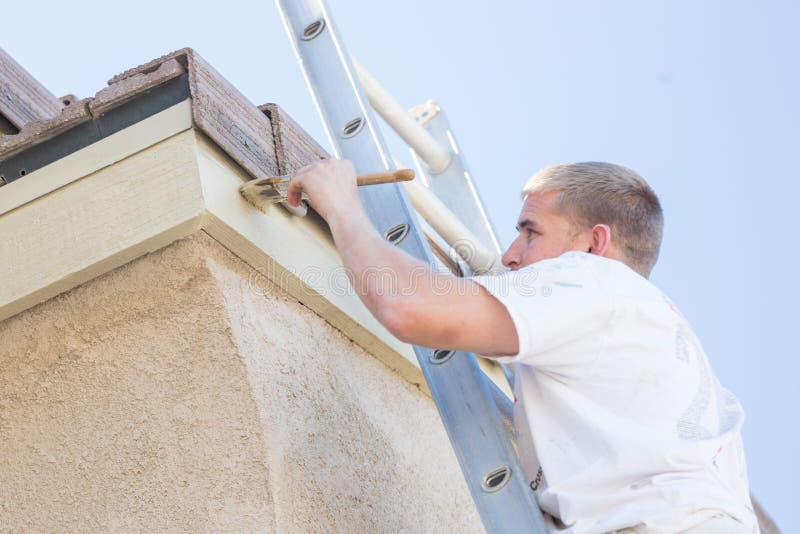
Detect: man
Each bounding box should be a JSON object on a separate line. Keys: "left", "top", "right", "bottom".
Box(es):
{"left": 287, "top": 159, "right": 758, "bottom": 533}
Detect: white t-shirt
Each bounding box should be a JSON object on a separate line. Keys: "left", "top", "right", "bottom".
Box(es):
{"left": 471, "top": 252, "right": 758, "bottom": 534}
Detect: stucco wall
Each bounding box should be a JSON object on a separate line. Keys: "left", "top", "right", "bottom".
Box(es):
{"left": 0, "top": 232, "right": 481, "bottom": 532}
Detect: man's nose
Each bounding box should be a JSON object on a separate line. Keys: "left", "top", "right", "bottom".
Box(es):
{"left": 502, "top": 240, "right": 521, "bottom": 270}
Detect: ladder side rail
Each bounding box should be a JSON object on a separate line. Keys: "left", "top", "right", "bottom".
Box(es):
{"left": 402, "top": 176, "right": 501, "bottom": 275}
{"left": 276, "top": 1, "right": 546, "bottom": 531}
{"left": 356, "top": 65, "right": 513, "bottom": 391}
{"left": 410, "top": 102, "right": 503, "bottom": 255}
{"left": 353, "top": 59, "right": 451, "bottom": 173}
{"left": 403, "top": 106, "right": 518, "bottom": 390}
{"left": 354, "top": 62, "right": 502, "bottom": 256}
{"left": 392, "top": 154, "right": 514, "bottom": 391}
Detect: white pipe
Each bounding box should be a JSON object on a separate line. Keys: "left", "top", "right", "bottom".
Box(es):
{"left": 403, "top": 177, "right": 503, "bottom": 275}
{"left": 354, "top": 59, "right": 452, "bottom": 174}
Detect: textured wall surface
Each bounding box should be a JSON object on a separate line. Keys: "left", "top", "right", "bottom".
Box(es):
{"left": 0, "top": 232, "right": 481, "bottom": 532}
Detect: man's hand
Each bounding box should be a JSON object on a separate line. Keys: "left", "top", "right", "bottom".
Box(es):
{"left": 286, "top": 158, "right": 361, "bottom": 223}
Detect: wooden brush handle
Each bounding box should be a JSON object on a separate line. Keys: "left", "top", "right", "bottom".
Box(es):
{"left": 356, "top": 169, "right": 415, "bottom": 186}
{"left": 257, "top": 169, "right": 414, "bottom": 187}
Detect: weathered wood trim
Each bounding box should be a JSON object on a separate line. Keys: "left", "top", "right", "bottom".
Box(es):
{"left": 90, "top": 59, "right": 185, "bottom": 117}
{"left": 0, "top": 47, "right": 63, "bottom": 129}
{"left": 2, "top": 49, "right": 278, "bottom": 191}
{"left": 0, "top": 58, "right": 187, "bottom": 170}
{"left": 110, "top": 49, "right": 280, "bottom": 183}
{"left": 260, "top": 103, "right": 328, "bottom": 175}
{"left": 0, "top": 100, "right": 192, "bottom": 217}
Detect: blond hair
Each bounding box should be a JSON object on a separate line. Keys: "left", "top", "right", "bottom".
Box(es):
{"left": 523, "top": 162, "right": 664, "bottom": 277}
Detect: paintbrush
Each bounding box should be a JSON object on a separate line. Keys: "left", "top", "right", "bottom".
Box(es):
{"left": 239, "top": 168, "right": 415, "bottom": 216}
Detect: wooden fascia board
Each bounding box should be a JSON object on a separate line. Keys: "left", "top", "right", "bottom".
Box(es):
{"left": 0, "top": 100, "right": 193, "bottom": 216}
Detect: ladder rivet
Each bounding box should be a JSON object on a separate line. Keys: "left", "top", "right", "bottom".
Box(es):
{"left": 384, "top": 223, "right": 409, "bottom": 245}
{"left": 430, "top": 349, "right": 455, "bottom": 365}
{"left": 482, "top": 466, "right": 512, "bottom": 493}
{"left": 300, "top": 19, "right": 326, "bottom": 41}
{"left": 341, "top": 117, "right": 365, "bottom": 138}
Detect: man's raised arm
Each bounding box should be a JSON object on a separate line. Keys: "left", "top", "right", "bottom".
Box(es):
{"left": 286, "top": 159, "right": 518, "bottom": 356}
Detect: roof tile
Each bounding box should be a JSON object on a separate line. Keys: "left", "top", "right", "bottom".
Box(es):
{"left": 1, "top": 48, "right": 281, "bottom": 182}
{"left": 0, "top": 47, "right": 63, "bottom": 129}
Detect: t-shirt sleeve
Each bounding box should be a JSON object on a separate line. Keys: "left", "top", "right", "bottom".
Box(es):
{"left": 471, "top": 253, "right": 614, "bottom": 368}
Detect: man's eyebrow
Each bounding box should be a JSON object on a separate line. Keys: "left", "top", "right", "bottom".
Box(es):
{"left": 515, "top": 219, "right": 539, "bottom": 232}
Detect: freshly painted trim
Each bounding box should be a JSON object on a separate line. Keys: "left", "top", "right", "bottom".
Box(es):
{"left": 0, "top": 129, "right": 204, "bottom": 321}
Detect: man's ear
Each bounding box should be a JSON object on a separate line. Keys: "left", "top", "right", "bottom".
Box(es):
{"left": 589, "top": 224, "right": 612, "bottom": 256}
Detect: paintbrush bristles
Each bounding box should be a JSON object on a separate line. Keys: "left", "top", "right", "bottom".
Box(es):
{"left": 239, "top": 178, "right": 308, "bottom": 216}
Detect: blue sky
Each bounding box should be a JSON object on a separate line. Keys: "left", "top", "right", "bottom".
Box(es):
{"left": 5, "top": 0, "right": 797, "bottom": 529}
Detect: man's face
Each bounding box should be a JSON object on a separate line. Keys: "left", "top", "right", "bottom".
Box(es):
{"left": 502, "top": 191, "right": 585, "bottom": 270}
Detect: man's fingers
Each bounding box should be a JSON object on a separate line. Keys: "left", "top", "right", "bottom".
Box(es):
{"left": 284, "top": 200, "right": 308, "bottom": 217}
{"left": 288, "top": 191, "right": 303, "bottom": 207}
{"left": 286, "top": 174, "right": 303, "bottom": 207}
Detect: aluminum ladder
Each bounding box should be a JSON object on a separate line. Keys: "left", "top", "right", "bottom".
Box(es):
{"left": 276, "top": 1, "right": 547, "bottom": 531}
